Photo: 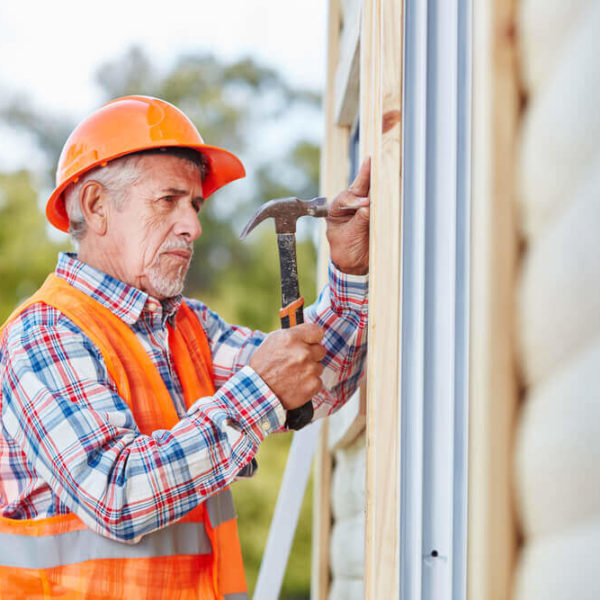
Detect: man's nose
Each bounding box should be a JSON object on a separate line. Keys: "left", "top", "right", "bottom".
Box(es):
{"left": 174, "top": 202, "right": 202, "bottom": 241}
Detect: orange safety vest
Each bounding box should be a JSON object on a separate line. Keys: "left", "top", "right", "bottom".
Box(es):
{"left": 0, "top": 274, "right": 248, "bottom": 600}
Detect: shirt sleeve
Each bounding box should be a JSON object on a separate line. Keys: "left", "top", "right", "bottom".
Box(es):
{"left": 304, "top": 261, "right": 369, "bottom": 420}
{"left": 0, "top": 307, "right": 285, "bottom": 543}
{"left": 191, "top": 260, "right": 369, "bottom": 424}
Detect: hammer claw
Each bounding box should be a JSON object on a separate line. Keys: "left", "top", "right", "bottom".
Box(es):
{"left": 239, "top": 196, "right": 328, "bottom": 238}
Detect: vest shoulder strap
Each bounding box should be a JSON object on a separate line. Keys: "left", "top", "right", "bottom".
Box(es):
{"left": 2, "top": 274, "right": 215, "bottom": 433}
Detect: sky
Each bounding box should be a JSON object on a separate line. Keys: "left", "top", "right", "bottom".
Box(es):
{"left": 0, "top": 0, "right": 327, "bottom": 171}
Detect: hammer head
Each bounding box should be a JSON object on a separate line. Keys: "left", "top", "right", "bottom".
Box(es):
{"left": 240, "top": 196, "right": 328, "bottom": 239}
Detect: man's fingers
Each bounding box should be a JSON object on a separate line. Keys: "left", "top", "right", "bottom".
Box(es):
{"left": 293, "top": 323, "right": 324, "bottom": 344}
{"left": 356, "top": 205, "right": 370, "bottom": 222}
{"left": 327, "top": 155, "right": 371, "bottom": 218}
{"left": 310, "top": 343, "right": 327, "bottom": 362}
{"left": 348, "top": 156, "right": 371, "bottom": 197}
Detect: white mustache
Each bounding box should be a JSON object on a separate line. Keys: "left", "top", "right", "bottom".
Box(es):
{"left": 159, "top": 240, "right": 194, "bottom": 256}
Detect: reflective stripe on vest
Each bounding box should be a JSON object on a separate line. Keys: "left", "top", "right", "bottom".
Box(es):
{"left": 0, "top": 489, "right": 238, "bottom": 570}
{"left": 0, "top": 521, "right": 211, "bottom": 569}
{"left": 0, "top": 275, "right": 248, "bottom": 599}
{"left": 206, "top": 486, "right": 237, "bottom": 528}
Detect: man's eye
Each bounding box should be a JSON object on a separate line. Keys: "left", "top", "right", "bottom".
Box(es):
{"left": 161, "top": 196, "right": 176, "bottom": 204}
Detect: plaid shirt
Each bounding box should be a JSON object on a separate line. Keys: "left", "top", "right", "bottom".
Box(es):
{"left": 0, "top": 252, "right": 368, "bottom": 542}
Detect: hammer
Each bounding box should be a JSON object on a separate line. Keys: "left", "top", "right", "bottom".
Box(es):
{"left": 240, "top": 196, "right": 328, "bottom": 430}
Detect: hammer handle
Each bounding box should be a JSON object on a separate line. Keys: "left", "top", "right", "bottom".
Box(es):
{"left": 279, "top": 296, "right": 305, "bottom": 328}
{"left": 281, "top": 301, "right": 315, "bottom": 430}
{"left": 277, "top": 234, "right": 314, "bottom": 430}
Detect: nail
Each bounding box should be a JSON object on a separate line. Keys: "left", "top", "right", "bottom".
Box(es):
{"left": 340, "top": 197, "right": 369, "bottom": 210}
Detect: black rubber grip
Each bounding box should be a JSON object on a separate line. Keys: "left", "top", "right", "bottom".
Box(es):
{"left": 285, "top": 402, "right": 314, "bottom": 430}
{"left": 280, "top": 292, "right": 314, "bottom": 431}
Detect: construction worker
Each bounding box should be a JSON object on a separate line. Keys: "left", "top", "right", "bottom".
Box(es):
{"left": 0, "top": 96, "right": 370, "bottom": 599}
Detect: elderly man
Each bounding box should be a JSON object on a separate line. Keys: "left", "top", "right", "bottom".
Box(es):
{"left": 0, "top": 96, "right": 369, "bottom": 599}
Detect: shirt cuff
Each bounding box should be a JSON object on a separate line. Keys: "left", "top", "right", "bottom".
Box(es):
{"left": 329, "top": 260, "right": 369, "bottom": 320}
{"left": 207, "top": 365, "right": 286, "bottom": 443}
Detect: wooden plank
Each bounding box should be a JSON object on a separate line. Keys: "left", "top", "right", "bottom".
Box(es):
{"left": 334, "top": 1, "right": 361, "bottom": 126}
{"left": 320, "top": 0, "right": 351, "bottom": 210}
{"left": 336, "top": 0, "right": 363, "bottom": 125}
{"left": 468, "top": 0, "right": 520, "bottom": 598}
{"left": 363, "top": 0, "right": 403, "bottom": 598}
{"left": 311, "top": 1, "right": 350, "bottom": 597}
{"left": 311, "top": 420, "right": 333, "bottom": 600}
{"left": 361, "top": 0, "right": 379, "bottom": 590}
{"left": 325, "top": 0, "right": 367, "bottom": 460}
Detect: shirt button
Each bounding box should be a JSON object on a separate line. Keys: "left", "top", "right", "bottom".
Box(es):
{"left": 260, "top": 419, "right": 271, "bottom": 433}
{"left": 147, "top": 301, "right": 159, "bottom": 312}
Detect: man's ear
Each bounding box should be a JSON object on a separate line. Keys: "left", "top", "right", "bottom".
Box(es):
{"left": 80, "top": 181, "right": 109, "bottom": 235}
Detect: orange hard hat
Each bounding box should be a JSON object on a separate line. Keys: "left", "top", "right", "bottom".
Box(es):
{"left": 46, "top": 95, "right": 246, "bottom": 232}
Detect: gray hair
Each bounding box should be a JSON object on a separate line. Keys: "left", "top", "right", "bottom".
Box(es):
{"left": 64, "top": 148, "right": 207, "bottom": 242}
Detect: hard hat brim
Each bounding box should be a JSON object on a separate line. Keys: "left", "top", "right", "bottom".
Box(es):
{"left": 46, "top": 143, "right": 246, "bottom": 233}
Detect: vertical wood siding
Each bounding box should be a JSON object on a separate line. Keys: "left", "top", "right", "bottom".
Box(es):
{"left": 468, "top": 0, "right": 520, "bottom": 595}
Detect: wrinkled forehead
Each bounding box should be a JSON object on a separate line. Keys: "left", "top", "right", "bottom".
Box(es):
{"left": 115, "top": 155, "right": 206, "bottom": 199}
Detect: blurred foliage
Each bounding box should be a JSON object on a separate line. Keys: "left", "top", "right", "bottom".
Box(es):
{"left": 232, "top": 433, "right": 314, "bottom": 598}
{"left": 0, "top": 172, "right": 69, "bottom": 318}
{"left": 0, "top": 47, "right": 323, "bottom": 598}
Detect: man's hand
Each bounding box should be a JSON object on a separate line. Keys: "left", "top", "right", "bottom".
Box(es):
{"left": 249, "top": 324, "right": 326, "bottom": 410}
{"left": 326, "top": 157, "right": 371, "bottom": 275}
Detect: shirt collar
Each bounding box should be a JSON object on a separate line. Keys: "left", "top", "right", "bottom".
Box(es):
{"left": 55, "top": 252, "right": 182, "bottom": 325}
